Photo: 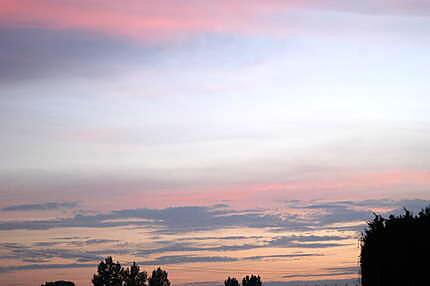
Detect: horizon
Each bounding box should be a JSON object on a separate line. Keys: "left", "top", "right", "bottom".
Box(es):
{"left": 1, "top": 1, "right": 430, "bottom": 285}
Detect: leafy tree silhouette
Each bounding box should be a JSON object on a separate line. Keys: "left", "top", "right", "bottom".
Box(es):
{"left": 241, "top": 275, "right": 262, "bottom": 286}
{"left": 92, "top": 257, "right": 124, "bottom": 286}
{"left": 360, "top": 206, "right": 430, "bottom": 286}
{"left": 148, "top": 267, "right": 170, "bottom": 286}
{"left": 92, "top": 257, "right": 148, "bottom": 286}
{"left": 225, "top": 277, "right": 239, "bottom": 286}
{"left": 123, "top": 262, "right": 148, "bottom": 286}
{"left": 41, "top": 281, "right": 75, "bottom": 286}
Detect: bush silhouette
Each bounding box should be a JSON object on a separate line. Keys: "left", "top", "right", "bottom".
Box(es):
{"left": 41, "top": 281, "right": 75, "bottom": 286}
{"left": 242, "top": 275, "right": 262, "bottom": 286}
{"left": 148, "top": 267, "right": 170, "bottom": 286}
{"left": 92, "top": 257, "right": 149, "bottom": 286}
{"left": 225, "top": 277, "right": 239, "bottom": 286}
{"left": 123, "top": 262, "right": 148, "bottom": 286}
{"left": 360, "top": 206, "right": 430, "bottom": 286}
{"left": 224, "top": 275, "right": 262, "bottom": 286}
{"left": 92, "top": 256, "right": 124, "bottom": 286}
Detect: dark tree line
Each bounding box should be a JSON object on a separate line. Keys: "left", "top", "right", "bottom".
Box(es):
{"left": 225, "top": 275, "right": 262, "bottom": 286}
{"left": 360, "top": 206, "right": 430, "bottom": 286}
{"left": 42, "top": 281, "right": 75, "bottom": 286}
{"left": 92, "top": 257, "right": 169, "bottom": 286}
{"left": 43, "top": 257, "right": 261, "bottom": 286}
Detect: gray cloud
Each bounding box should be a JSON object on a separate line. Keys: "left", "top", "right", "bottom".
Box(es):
{"left": 324, "top": 266, "right": 359, "bottom": 275}
{"left": 0, "top": 27, "right": 283, "bottom": 84}
{"left": 0, "top": 242, "right": 127, "bottom": 265}
{"left": 0, "top": 27, "right": 155, "bottom": 82}
{"left": 307, "top": 204, "right": 372, "bottom": 225}
{"left": 282, "top": 266, "right": 359, "bottom": 279}
{"left": 1, "top": 202, "right": 77, "bottom": 212}
{"left": 0, "top": 205, "right": 306, "bottom": 232}
{"left": 261, "top": 235, "right": 350, "bottom": 249}
{"left": 243, "top": 253, "right": 322, "bottom": 261}
{"left": 138, "top": 234, "right": 350, "bottom": 256}
{"left": 137, "top": 243, "right": 260, "bottom": 256}
{"left": 2, "top": 198, "right": 424, "bottom": 232}
{"left": 178, "top": 235, "right": 264, "bottom": 241}
{"left": 0, "top": 253, "right": 320, "bottom": 273}
{"left": 141, "top": 253, "right": 321, "bottom": 266}
{"left": 140, "top": 255, "right": 237, "bottom": 265}
{"left": 32, "top": 238, "right": 120, "bottom": 247}
{"left": 0, "top": 253, "right": 323, "bottom": 273}
{"left": 0, "top": 198, "right": 427, "bottom": 275}
{"left": 302, "top": 199, "right": 430, "bottom": 226}
{"left": 0, "top": 263, "right": 94, "bottom": 273}
{"left": 306, "top": 199, "right": 430, "bottom": 212}
{"left": 1, "top": 199, "right": 428, "bottom": 234}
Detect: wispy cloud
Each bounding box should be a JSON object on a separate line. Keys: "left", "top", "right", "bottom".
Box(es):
{"left": 282, "top": 266, "right": 359, "bottom": 279}
{"left": 140, "top": 255, "right": 238, "bottom": 265}
{"left": 138, "top": 234, "right": 350, "bottom": 256}
{"left": 0, "top": 205, "right": 306, "bottom": 232}
{"left": 243, "top": 253, "right": 322, "bottom": 261}
{"left": 1, "top": 1, "right": 429, "bottom": 42}
{"left": 1, "top": 201, "right": 77, "bottom": 211}
{"left": 0, "top": 263, "right": 93, "bottom": 273}
{"left": 0, "top": 199, "right": 427, "bottom": 276}
{"left": 0, "top": 242, "right": 126, "bottom": 264}
{"left": 1, "top": 199, "right": 428, "bottom": 232}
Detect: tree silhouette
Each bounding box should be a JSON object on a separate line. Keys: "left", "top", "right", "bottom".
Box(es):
{"left": 225, "top": 277, "right": 239, "bottom": 286}
{"left": 241, "top": 275, "right": 262, "bottom": 286}
{"left": 123, "top": 262, "right": 148, "bottom": 286}
{"left": 42, "top": 281, "right": 75, "bottom": 286}
{"left": 92, "top": 256, "right": 124, "bottom": 286}
{"left": 92, "top": 257, "right": 149, "bottom": 286}
{"left": 148, "top": 267, "right": 170, "bottom": 286}
{"left": 360, "top": 206, "right": 430, "bottom": 286}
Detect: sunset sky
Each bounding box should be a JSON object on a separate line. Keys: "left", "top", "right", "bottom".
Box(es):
{"left": 1, "top": 1, "right": 430, "bottom": 285}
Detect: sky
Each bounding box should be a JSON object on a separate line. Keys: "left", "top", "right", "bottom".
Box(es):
{"left": 1, "top": 1, "right": 430, "bottom": 285}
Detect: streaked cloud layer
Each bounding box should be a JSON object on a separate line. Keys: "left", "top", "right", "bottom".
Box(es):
{"left": 2, "top": 1, "right": 430, "bottom": 42}
{"left": 0, "top": 199, "right": 428, "bottom": 285}
{"left": 1, "top": 1, "right": 430, "bottom": 285}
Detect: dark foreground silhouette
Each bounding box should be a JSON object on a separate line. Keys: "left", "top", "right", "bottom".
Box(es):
{"left": 41, "top": 281, "right": 75, "bottom": 286}
{"left": 43, "top": 257, "right": 262, "bottom": 286}
{"left": 360, "top": 206, "right": 430, "bottom": 286}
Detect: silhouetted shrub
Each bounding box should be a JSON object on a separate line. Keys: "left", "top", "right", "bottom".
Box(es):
{"left": 225, "top": 277, "right": 239, "bottom": 286}
{"left": 360, "top": 206, "right": 430, "bottom": 286}
{"left": 41, "top": 281, "right": 75, "bottom": 286}
{"left": 242, "top": 275, "right": 262, "bottom": 286}
{"left": 148, "top": 267, "right": 170, "bottom": 286}
{"left": 92, "top": 257, "right": 148, "bottom": 286}
{"left": 92, "top": 256, "right": 124, "bottom": 286}
{"left": 123, "top": 262, "right": 148, "bottom": 286}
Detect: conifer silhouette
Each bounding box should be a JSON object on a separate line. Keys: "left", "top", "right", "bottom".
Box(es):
{"left": 92, "top": 257, "right": 148, "bottom": 286}
{"left": 92, "top": 256, "right": 124, "bottom": 286}
{"left": 41, "top": 281, "right": 75, "bottom": 286}
{"left": 225, "top": 277, "right": 239, "bottom": 286}
{"left": 123, "top": 262, "right": 147, "bottom": 286}
{"left": 148, "top": 267, "right": 170, "bottom": 286}
{"left": 242, "top": 275, "right": 262, "bottom": 286}
{"left": 360, "top": 206, "right": 430, "bottom": 286}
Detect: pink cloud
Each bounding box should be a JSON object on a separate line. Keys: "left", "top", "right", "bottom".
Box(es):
{"left": 0, "top": 0, "right": 295, "bottom": 42}
{"left": 3, "top": 0, "right": 428, "bottom": 43}
{"left": 108, "top": 169, "right": 430, "bottom": 210}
